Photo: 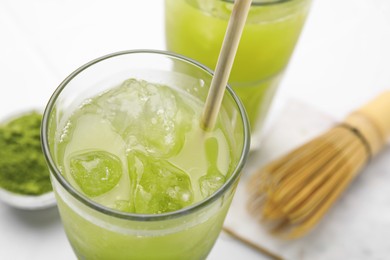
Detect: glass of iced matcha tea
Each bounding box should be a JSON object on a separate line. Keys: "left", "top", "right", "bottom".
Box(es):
{"left": 165, "top": 0, "right": 311, "bottom": 148}
{"left": 41, "top": 50, "right": 249, "bottom": 259}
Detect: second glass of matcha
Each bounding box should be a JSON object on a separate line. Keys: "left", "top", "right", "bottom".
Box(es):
{"left": 165, "top": 0, "right": 311, "bottom": 148}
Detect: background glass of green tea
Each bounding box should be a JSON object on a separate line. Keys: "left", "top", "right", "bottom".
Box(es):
{"left": 165, "top": 0, "right": 311, "bottom": 149}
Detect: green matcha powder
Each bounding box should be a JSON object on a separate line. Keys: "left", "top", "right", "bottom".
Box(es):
{"left": 0, "top": 111, "right": 52, "bottom": 195}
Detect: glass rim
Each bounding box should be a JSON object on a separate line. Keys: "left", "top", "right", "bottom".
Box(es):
{"left": 41, "top": 49, "right": 250, "bottom": 222}
{"left": 222, "top": 0, "right": 293, "bottom": 6}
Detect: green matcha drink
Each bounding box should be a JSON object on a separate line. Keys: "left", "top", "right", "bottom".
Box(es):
{"left": 42, "top": 50, "right": 249, "bottom": 259}
{"left": 165, "top": 0, "right": 311, "bottom": 145}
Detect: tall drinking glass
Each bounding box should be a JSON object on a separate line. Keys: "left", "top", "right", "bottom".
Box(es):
{"left": 41, "top": 50, "right": 250, "bottom": 259}
{"left": 165, "top": 0, "right": 311, "bottom": 148}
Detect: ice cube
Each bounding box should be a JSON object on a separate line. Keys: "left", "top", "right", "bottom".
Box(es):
{"left": 123, "top": 79, "right": 195, "bottom": 157}
{"left": 127, "top": 151, "right": 194, "bottom": 214}
{"left": 92, "top": 79, "right": 146, "bottom": 134}
{"left": 199, "top": 173, "right": 226, "bottom": 198}
{"left": 90, "top": 78, "right": 196, "bottom": 157}
{"left": 69, "top": 150, "right": 123, "bottom": 197}
{"left": 199, "top": 137, "right": 226, "bottom": 198}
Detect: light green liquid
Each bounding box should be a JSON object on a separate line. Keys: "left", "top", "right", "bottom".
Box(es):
{"left": 165, "top": 0, "right": 310, "bottom": 131}
{"left": 55, "top": 79, "right": 236, "bottom": 259}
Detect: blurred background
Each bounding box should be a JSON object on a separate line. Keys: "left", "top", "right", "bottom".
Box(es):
{"left": 1, "top": 0, "right": 390, "bottom": 259}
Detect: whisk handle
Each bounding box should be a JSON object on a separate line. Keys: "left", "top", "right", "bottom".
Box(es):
{"left": 345, "top": 91, "right": 390, "bottom": 156}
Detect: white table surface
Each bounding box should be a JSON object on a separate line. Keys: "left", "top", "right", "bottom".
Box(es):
{"left": 1, "top": 0, "right": 390, "bottom": 259}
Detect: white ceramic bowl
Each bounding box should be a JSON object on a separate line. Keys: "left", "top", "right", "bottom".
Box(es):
{"left": 0, "top": 188, "right": 56, "bottom": 210}
{"left": 0, "top": 109, "right": 56, "bottom": 210}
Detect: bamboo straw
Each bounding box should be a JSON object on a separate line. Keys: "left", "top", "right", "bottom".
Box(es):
{"left": 200, "top": 0, "right": 252, "bottom": 131}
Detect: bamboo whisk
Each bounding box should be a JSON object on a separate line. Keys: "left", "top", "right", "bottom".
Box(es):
{"left": 248, "top": 91, "right": 390, "bottom": 239}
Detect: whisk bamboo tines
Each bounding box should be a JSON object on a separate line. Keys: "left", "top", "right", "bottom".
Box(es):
{"left": 248, "top": 91, "right": 390, "bottom": 239}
